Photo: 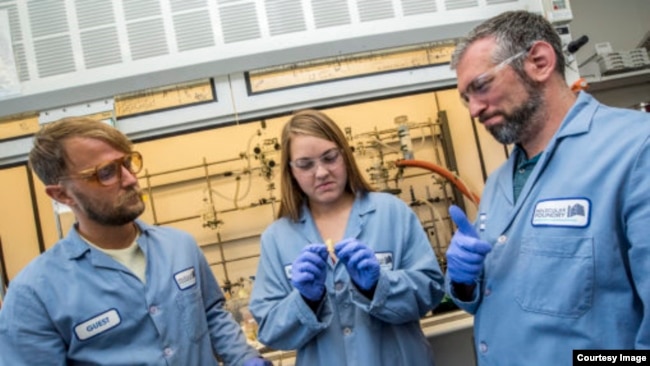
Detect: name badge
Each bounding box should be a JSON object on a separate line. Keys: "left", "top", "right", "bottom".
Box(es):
{"left": 375, "top": 252, "right": 394, "bottom": 271}
{"left": 284, "top": 264, "right": 292, "bottom": 280}
{"left": 174, "top": 267, "right": 197, "bottom": 290}
{"left": 74, "top": 309, "right": 121, "bottom": 341}
{"left": 532, "top": 198, "right": 590, "bottom": 227}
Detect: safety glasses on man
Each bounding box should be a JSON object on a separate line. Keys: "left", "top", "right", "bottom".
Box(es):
{"left": 460, "top": 49, "right": 529, "bottom": 107}
{"left": 59, "top": 151, "right": 143, "bottom": 186}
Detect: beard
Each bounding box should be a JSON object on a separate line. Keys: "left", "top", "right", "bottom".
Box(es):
{"left": 483, "top": 77, "right": 544, "bottom": 145}
{"left": 74, "top": 186, "right": 145, "bottom": 226}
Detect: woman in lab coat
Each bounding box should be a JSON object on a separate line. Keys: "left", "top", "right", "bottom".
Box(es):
{"left": 249, "top": 109, "right": 445, "bottom": 365}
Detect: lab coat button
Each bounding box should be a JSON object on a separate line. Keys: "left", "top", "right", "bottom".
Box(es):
{"left": 335, "top": 282, "right": 344, "bottom": 291}
{"left": 343, "top": 327, "right": 352, "bottom": 335}
{"left": 497, "top": 235, "right": 507, "bottom": 244}
{"left": 479, "top": 342, "right": 488, "bottom": 353}
{"left": 163, "top": 347, "right": 174, "bottom": 357}
{"left": 149, "top": 306, "right": 158, "bottom": 314}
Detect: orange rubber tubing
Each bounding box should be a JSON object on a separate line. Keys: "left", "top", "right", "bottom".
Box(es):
{"left": 395, "top": 159, "right": 481, "bottom": 205}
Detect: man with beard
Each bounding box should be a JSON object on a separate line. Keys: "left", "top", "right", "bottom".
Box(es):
{"left": 444, "top": 10, "right": 650, "bottom": 365}
{"left": 0, "top": 117, "right": 270, "bottom": 366}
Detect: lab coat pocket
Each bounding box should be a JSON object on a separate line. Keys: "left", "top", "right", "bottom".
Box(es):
{"left": 175, "top": 287, "right": 209, "bottom": 342}
{"left": 514, "top": 236, "right": 594, "bottom": 318}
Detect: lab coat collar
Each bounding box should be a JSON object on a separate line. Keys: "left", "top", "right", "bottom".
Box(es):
{"left": 295, "top": 191, "right": 375, "bottom": 243}
{"left": 62, "top": 219, "right": 151, "bottom": 260}
{"left": 350, "top": 191, "right": 376, "bottom": 218}
{"left": 493, "top": 92, "right": 599, "bottom": 219}
{"left": 296, "top": 191, "right": 375, "bottom": 223}
{"left": 554, "top": 91, "right": 598, "bottom": 139}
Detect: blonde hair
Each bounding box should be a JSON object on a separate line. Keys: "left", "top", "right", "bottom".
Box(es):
{"left": 277, "top": 109, "right": 374, "bottom": 221}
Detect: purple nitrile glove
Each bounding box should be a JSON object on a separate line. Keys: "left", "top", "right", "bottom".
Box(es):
{"left": 291, "top": 243, "right": 328, "bottom": 301}
{"left": 334, "top": 238, "right": 380, "bottom": 291}
{"left": 446, "top": 205, "right": 492, "bottom": 284}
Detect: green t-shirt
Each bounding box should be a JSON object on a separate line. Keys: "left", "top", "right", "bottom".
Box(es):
{"left": 513, "top": 150, "right": 541, "bottom": 202}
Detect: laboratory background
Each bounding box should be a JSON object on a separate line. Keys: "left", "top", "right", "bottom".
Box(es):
{"left": 0, "top": 0, "right": 648, "bottom": 364}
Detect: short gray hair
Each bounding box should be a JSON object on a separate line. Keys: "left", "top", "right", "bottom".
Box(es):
{"left": 451, "top": 10, "right": 565, "bottom": 80}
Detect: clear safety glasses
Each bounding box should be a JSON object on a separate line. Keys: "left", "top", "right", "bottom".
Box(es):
{"left": 289, "top": 147, "right": 342, "bottom": 173}
{"left": 59, "top": 151, "right": 143, "bottom": 186}
{"left": 460, "top": 49, "right": 529, "bottom": 107}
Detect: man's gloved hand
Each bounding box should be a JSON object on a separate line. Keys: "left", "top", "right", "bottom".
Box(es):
{"left": 335, "top": 238, "right": 380, "bottom": 291}
{"left": 446, "top": 205, "right": 492, "bottom": 284}
{"left": 243, "top": 356, "right": 273, "bottom": 366}
{"left": 291, "top": 244, "right": 328, "bottom": 301}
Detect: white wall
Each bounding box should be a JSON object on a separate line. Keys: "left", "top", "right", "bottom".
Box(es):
{"left": 570, "top": 0, "right": 650, "bottom": 108}
{"left": 571, "top": 0, "right": 650, "bottom": 59}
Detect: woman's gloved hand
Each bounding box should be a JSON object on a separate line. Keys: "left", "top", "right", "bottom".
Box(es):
{"left": 335, "top": 238, "right": 380, "bottom": 291}
{"left": 446, "top": 205, "right": 492, "bottom": 285}
{"left": 291, "top": 244, "right": 328, "bottom": 301}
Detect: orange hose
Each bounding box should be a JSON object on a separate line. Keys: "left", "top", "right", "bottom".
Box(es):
{"left": 571, "top": 77, "right": 588, "bottom": 93}
{"left": 395, "top": 159, "right": 480, "bottom": 205}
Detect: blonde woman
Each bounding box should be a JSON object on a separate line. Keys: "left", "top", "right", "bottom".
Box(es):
{"left": 249, "top": 109, "right": 444, "bottom": 365}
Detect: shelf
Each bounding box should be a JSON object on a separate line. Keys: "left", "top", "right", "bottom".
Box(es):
{"left": 584, "top": 68, "right": 650, "bottom": 92}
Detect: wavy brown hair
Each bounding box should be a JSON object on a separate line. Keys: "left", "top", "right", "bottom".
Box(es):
{"left": 29, "top": 117, "right": 133, "bottom": 185}
{"left": 277, "top": 109, "right": 374, "bottom": 221}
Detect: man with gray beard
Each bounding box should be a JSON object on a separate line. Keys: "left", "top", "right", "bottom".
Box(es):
{"left": 444, "top": 10, "right": 650, "bottom": 366}
{"left": 0, "top": 117, "right": 270, "bottom": 366}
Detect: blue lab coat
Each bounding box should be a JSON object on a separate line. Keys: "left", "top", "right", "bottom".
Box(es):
{"left": 0, "top": 220, "right": 259, "bottom": 365}
{"left": 447, "top": 92, "right": 650, "bottom": 365}
{"left": 250, "top": 192, "right": 445, "bottom": 365}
